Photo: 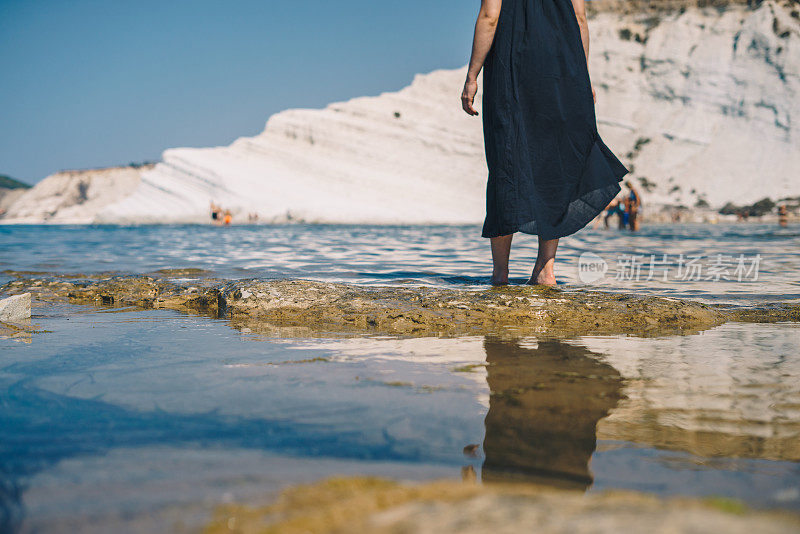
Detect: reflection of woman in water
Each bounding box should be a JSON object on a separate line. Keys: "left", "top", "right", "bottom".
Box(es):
{"left": 481, "top": 337, "right": 622, "bottom": 489}
{"left": 462, "top": 0, "right": 628, "bottom": 286}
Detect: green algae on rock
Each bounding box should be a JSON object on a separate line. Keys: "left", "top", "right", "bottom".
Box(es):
{"left": 1, "top": 275, "right": 726, "bottom": 336}
{"left": 1, "top": 274, "right": 795, "bottom": 337}
{"left": 2, "top": 276, "right": 226, "bottom": 314}
{"left": 227, "top": 280, "right": 729, "bottom": 336}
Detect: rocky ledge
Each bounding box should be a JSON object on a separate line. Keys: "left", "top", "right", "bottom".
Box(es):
{"left": 2, "top": 274, "right": 798, "bottom": 337}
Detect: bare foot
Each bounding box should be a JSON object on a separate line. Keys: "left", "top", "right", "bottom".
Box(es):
{"left": 490, "top": 269, "right": 509, "bottom": 286}
{"left": 527, "top": 269, "right": 556, "bottom": 286}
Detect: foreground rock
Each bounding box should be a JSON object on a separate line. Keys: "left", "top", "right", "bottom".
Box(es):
{"left": 0, "top": 292, "right": 31, "bottom": 323}
{"left": 204, "top": 477, "right": 800, "bottom": 534}
{"left": 227, "top": 280, "right": 729, "bottom": 336}
{"left": 2, "top": 275, "right": 797, "bottom": 337}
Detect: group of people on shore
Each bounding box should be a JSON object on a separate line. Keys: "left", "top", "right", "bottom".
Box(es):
{"left": 739, "top": 204, "right": 791, "bottom": 226}
{"left": 209, "top": 202, "right": 233, "bottom": 225}
{"left": 595, "top": 180, "right": 643, "bottom": 231}
{"left": 209, "top": 202, "right": 261, "bottom": 225}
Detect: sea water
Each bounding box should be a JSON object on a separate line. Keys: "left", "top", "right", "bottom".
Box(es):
{"left": 1, "top": 223, "right": 799, "bottom": 532}
{"left": 1, "top": 222, "right": 799, "bottom": 303}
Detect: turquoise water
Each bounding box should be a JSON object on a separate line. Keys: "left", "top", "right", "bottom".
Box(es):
{"left": 1, "top": 223, "right": 799, "bottom": 532}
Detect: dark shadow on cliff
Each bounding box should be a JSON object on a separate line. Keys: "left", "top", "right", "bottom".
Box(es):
{"left": 481, "top": 337, "right": 624, "bottom": 490}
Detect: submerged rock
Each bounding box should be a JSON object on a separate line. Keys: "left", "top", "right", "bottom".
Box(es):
{"left": 0, "top": 321, "right": 32, "bottom": 343}
{"left": 728, "top": 304, "right": 800, "bottom": 323}
{"left": 2, "top": 274, "right": 796, "bottom": 337}
{"left": 204, "top": 477, "right": 800, "bottom": 534}
{"left": 151, "top": 267, "right": 213, "bottom": 277}
{"left": 0, "top": 292, "right": 31, "bottom": 323}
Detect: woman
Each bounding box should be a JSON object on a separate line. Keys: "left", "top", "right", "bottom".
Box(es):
{"left": 462, "top": 0, "right": 628, "bottom": 285}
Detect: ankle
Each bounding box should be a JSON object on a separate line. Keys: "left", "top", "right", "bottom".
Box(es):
{"left": 491, "top": 268, "right": 509, "bottom": 285}
{"left": 536, "top": 269, "right": 555, "bottom": 280}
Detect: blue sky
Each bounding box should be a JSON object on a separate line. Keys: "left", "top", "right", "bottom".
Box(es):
{"left": 0, "top": 0, "right": 476, "bottom": 184}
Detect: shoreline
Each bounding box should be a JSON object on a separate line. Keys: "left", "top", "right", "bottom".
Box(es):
{"left": 0, "top": 217, "right": 798, "bottom": 227}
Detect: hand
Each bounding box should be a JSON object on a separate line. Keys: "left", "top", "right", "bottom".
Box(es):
{"left": 461, "top": 79, "right": 479, "bottom": 116}
{"left": 592, "top": 84, "right": 596, "bottom": 103}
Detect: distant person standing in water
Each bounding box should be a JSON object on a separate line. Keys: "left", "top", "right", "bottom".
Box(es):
{"left": 778, "top": 205, "right": 788, "bottom": 227}
{"left": 210, "top": 201, "right": 222, "bottom": 224}
{"left": 624, "top": 180, "right": 642, "bottom": 231}
{"left": 462, "top": 0, "right": 628, "bottom": 285}
{"left": 603, "top": 197, "right": 626, "bottom": 230}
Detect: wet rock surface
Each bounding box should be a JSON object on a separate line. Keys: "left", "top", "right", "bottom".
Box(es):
{"left": 204, "top": 477, "right": 800, "bottom": 534}
{"left": 2, "top": 274, "right": 797, "bottom": 337}
{"left": 727, "top": 305, "right": 800, "bottom": 323}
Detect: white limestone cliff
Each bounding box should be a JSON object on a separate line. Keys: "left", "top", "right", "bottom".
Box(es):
{"left": 96, "top": 68, "right": 487, "bottom": 225}
{"left": 588, "top": 0, "right": 800, "bottom": 208}
{"left": 1, "top": 0, "right": 797, "bottom": 225}
{"left": 0, "top": 166, "right": 146, "bottom": 224}
{"left": 0, "top": 189, "right": 27, "bottom": 214}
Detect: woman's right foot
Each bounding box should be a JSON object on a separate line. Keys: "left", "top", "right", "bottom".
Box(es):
{"left": 490, "top": 270, "right": 509, "bottom": 286}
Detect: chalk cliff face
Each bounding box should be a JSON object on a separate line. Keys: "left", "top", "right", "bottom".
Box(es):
{"left": 0, "top": 175, "right": 31, "bottom": 214}
{"left": 2, "top": 0, "right": 798, "bottom": 224}
{"left": 588, "top": 0, "right": 800, "bottom": 208}
{"left": 1, "top": 166, "right": 146, "bottom": 224}
{"left": 0, "top": 189, "right": 27, "bottom": 213}
{"left": 97, "top": 69, "right": 487, "bottom": 224}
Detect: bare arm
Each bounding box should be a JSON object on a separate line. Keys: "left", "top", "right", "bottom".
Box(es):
{"left": 570, "top": 0, "right": 595, "bottom": 102}
{"left": 461, "top": 0, "right": 502, "bottom": 116}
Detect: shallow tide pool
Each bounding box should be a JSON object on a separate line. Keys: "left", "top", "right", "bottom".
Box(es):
{"left": 1, "top": 223, "right": 799, "bottom": 532}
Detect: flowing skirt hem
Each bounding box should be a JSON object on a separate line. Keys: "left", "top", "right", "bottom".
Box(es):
{"left": 481, "top": 136, "right": 629, "bottom": 239}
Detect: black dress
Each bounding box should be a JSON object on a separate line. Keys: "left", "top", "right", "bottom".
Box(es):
{"left": 481, "top": 0, "right": 629, "bottom": 239}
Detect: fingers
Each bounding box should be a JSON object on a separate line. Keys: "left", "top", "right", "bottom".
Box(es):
{"left": 461, "top": 79, "right": 479, "bottom": 115}
{"left": 461, "top": 94, "right": 479, "bottom": 116}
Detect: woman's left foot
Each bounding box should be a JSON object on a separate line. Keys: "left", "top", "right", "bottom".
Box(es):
{"left": 527, "top": 271, "right": 556, "bottom": 286}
